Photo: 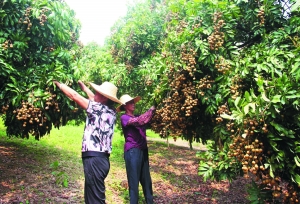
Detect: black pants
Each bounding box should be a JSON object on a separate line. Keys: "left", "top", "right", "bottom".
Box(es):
{"left": 124, "top": 148, "right": 153, "bottom": 204}
{"left": 82, "top": 155, "right": 110, "bottom": 204}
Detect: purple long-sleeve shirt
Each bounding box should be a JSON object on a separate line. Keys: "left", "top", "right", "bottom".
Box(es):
{"left": 120, "top": 107, "right": 155, "bottom": 152}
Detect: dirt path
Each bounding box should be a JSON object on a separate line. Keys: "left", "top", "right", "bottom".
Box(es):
{"left": 147, "top": 137, "right": 207, "bottom": 151}
{"left": 0, "top": 137, "right": 250, "bottom": 203}
{"left": 144, "top": 139, "right": 250, "bottom": 204}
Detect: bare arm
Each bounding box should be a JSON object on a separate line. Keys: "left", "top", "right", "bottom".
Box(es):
{"left": 54, "top": 81, "right": 89, "bottom": 109}
{"left": 78, "top": 80, "right": 95, "bottom": 101}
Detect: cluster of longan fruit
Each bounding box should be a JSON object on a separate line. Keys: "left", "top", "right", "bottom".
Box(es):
{"left": 181, "top": 48, "right": 197, "bottom": 78}
{"left": 38, "top": 8, "right": 49, "bottom": 26}
{"left": 145, "top": 79, "right": 153, "bottom": 86}
{"left": 282, "top": 184, "right": 299, "bottom": 203}
{"left": 208, "top": 12, "right": 226, "bottom": 50}
{"left": 1, "top": 104, "right": 9, "bottom": 114}
{"left": 230, "top": 76, "right": 243, "bottom": 100}
{"left": 227, "top": 115, "right": 300, "bottom": 203}
{"left": 181, "top": 82, "right": 198, "bottom": 117}
{"left": 188, "top": 19, "right": 203, "bottom": 35}
{"left": 151, "top": 68, "right": 197, "bottom": 137}
{"left": 196, "top": 75, "right": 214, "bottom": 98}
{"left": 11, "top": 99, "right": 52, "bottom": 139}
{"left": 259, "top": 175, "right": 282, "bottom": 198}
{"left": 110, "top": 45, "right": 118, "bottom": 57}
{"left": 257, "top": 7, "right": 265, "bottom": 26}
{"left": 191, "top": 20, "right": 202, "bottom": 30}
{"left": 1, "top": 40, "right": 13, "bottom": 50}
{"left": 165, "top": 12, "right": 179, "bottom": 24}
{"left": 44, "top": 46, "right": 55, "bottom": 52}
{"left": 44, "top": 90, "right": 60, "bottom": 112}
{"left": 215, "top": 104, "right": 230, "bottom": 123}
{"left": 215, "top": 56, "right": 231, "bottom": 74}
{"left": 226, "top": 117, "right": 299, "bottom": 202}
{"left": 151, "top": 95, "right": 187, "bottom": 137}
{"left": 169, "top": 72, "right": 186, "bottom": 90}
{"left": 259, "top": 174, "right": 299, "bottom": 203}
{"left": 176, "top": 20, "right": 188, "bottom": 33}
{"left": 13, "top": 88, "right": 64, "bottom": 132}
{"left": 227, "top": 118, "right": 264, "bottom": 178}
{"left": 15, "top": 102, "right": 48, "bottom": 128}
{"left": 161, "top": 52, "right": 168, "bottom": 58}
{"left": 18, "top": 7, "right": 32, "bottom": 31}
{"left": 170, "top": 72, "right": 198, "bottom": 116}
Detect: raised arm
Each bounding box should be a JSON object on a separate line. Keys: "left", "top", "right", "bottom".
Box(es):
{"left": 126, "top": 106, "right": 156, "bottom": 127}
{"left": 78, "top": 80, "right": 95, "bottom": 101}
{"left": 54, "top": 81, "right": 89, "bottom": 109}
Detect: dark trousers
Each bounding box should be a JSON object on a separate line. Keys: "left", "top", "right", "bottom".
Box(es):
{"left": 124, "top": 148, "right": 153, "bottom": 204}
{"left": 82, "top": 156, "right": 110, "bottom": 204}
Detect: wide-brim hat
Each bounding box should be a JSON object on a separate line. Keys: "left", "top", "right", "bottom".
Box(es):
{"left": 116, "top": 94, "right": 141, "bottom": 112}
{"left": 89, "top": 82, "right": 123, "bottom": 105}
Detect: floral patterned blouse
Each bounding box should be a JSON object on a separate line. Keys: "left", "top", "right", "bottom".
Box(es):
{"left": 81, "top": 101, "right": 117, "bottom": 157}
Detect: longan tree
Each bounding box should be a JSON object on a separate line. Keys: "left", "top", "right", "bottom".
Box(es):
{"left": 105, "top": 0, "right": 166, "bottom": 103}
{"left": 93, "top": 0, "right": 300, "bottom": 202}
{"left": 0, "top": 0, "right": 84, "bottom": 139}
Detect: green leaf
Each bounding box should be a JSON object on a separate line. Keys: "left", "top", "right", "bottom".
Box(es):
{"left": 293, "top": 174, "right": 300, "bottom": 186}
{"left": 34, "top": 89, "right": 44, "bottom": 97}
{"left": 244, "top": 91, "right": 251, "bottom": 102}
{"left": 271, "top": 95, "right": 281, "bottom": 103}
{"left": 244, "top": 103, "right": 255, "bottom": 115}
{"left": 286, "top": 94, "right": 300, "bottom": 99}
{"left": 234, "top": 96, "right": 241, "bottom": 107}
{"left": 244, "top": 104, "right": 249, "bottom": 115}
{"left": 269, "top": 164, "right": 274, "bottom": 178}
{"left": 295, "top": 146, "right": 300, "bottom": 153}
{"left": 261, "top": 92, "right": 270, "bottom": 102}
{"left": 294, "top": 156, "right": 300, "bottom": 167}
{"left": 6, "top": 83, "right": 17, "bottom": 88}
{"left": 220, "top": 113, "right": 235, "bottom": 120}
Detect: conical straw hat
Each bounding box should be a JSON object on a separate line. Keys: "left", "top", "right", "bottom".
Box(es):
{"left": 116, "top": 94, "right": 141, "bottom": 112}
{"left": 89, "top": 82, "right": 123, "bottom": 105}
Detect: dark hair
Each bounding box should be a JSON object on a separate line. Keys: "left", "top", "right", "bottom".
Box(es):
{"left": 106, "top": 99, "right": 118, "bottom": 110}
{"left": 107, "top": 99, "right": 114, "bottom": 106}
{"left": 119, "top": 105, "right": 125, "bottom": 111}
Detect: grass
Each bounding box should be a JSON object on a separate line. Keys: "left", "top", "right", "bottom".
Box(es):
{"left": 0, "top": 119, "right": 220, "bottom": 204}
{"left": 0, "top": 119, "right": 148, "bottom": 203}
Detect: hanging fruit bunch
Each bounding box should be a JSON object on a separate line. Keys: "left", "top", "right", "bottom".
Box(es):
{"left": 38, "top": 8, "right": 48, "bottom": 26}
{"left": 18, "top": 7, "right": 33, "bottom": 31}
{"left": 151, "top": 69, "right": 193, "bottom": 138}
{"left": 151, "top": 43, "right": 214, "bottom": 142}
{"left": 208, "top": 11, "right": 225, "bottom": 51}
{"left": 227, "top": 117, "right": 264, "bottom": 178}
{"left": 257, "top": 7, "right": 265, "bottom": 26}
{"left": 2, "top": 84, "right": 83, "bottom": 139}
{"left": 1, "top": 40, "right": 13, "bottom": 50}
{"left": 214, "top": 56, "right": 231, "bottom": 74}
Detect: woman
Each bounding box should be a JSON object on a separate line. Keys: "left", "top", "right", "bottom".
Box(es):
{"left": 53, "top": 80, "right": 123, "bottom": 204}
{"left": 117, "top": 94, "right": 155, "bottom": 204}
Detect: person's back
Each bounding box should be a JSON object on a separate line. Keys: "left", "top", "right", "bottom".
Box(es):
{"left": 53, "top": 80, "right": 123, "bottom": 204}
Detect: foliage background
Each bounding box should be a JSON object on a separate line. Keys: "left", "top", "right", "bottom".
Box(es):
{"left": 1, "top": 0, "right": 300, "bottom": 202}
{"left": 79, "top": 0, "right": 300, "bottom": 202}
{"left": 0, "top": 0, "right": 85, "bottom": 139}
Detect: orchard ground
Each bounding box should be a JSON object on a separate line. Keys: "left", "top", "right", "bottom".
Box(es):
{"left": 0, "top": 122, "right": 251, "bottom": 204}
